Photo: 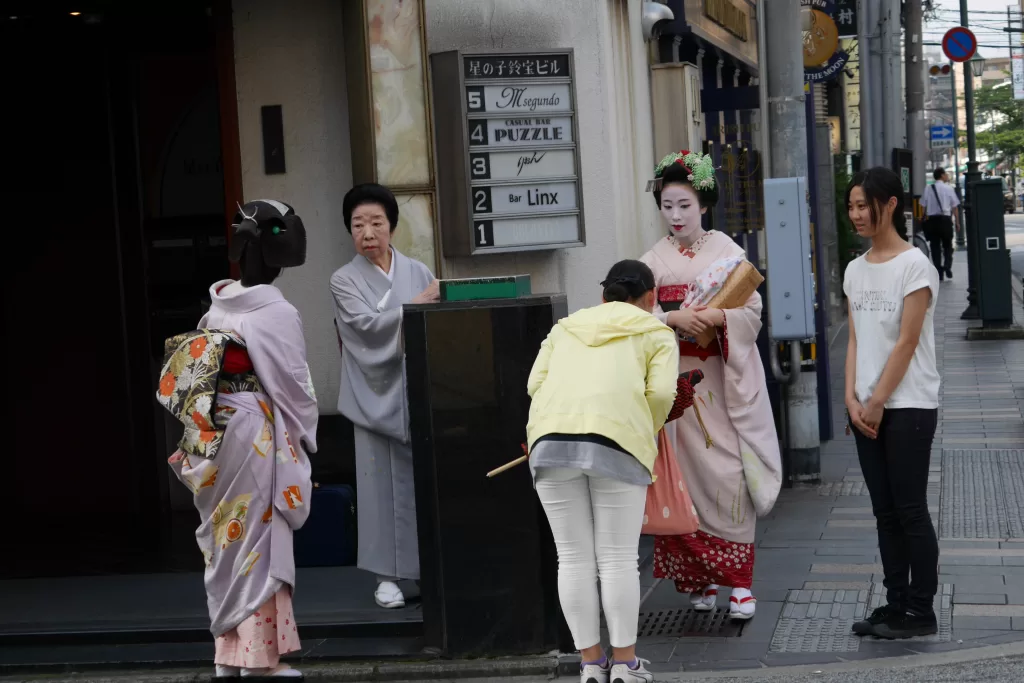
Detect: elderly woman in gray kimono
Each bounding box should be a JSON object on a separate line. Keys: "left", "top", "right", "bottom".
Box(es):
{"left": 330, "top": 183, "right": 439, "bottom": 609}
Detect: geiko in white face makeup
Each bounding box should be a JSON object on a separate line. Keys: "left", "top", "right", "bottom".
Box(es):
{"left": 660, "top": 183, "right": 706, "bottom": 240}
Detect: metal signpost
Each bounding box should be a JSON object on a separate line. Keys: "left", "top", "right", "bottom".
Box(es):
{"left": 430, "top": 50, "right": 585, "bottom": 256}
{"left": 930, "top": 124, "right": 954, "bottom": 149}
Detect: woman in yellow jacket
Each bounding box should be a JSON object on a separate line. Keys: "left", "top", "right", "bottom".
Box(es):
{"left": 527, "top": 259, "right": 697, "bottom": 683}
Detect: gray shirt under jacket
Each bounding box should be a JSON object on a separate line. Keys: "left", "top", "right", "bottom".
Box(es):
{"left": 529, "top": 433, "right": 653, "bottom": 487}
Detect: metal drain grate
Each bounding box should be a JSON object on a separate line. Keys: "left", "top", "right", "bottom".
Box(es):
{"left": 637, "top": 608, "right": 745, "bottom": 638}
{"left": 940, "top": 450, "right": 1024, "bottom": 539}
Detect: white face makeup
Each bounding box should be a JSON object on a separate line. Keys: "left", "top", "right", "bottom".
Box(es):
{"left": 659, "top": 183, "right": 706, "bottom": 241}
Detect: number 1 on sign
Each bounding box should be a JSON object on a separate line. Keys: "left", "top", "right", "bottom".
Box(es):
{"left": 475, "top": 221, "right": 494, "bottom": 248}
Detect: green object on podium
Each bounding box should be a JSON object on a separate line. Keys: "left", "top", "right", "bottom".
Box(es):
{"left": 439, "top": 275, "right": 532, "bottom": 302}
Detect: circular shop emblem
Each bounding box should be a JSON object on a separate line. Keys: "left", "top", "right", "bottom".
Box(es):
{"left": 803, "top": 6, "right": 839, "bottom": 68}
{"left": 802, "top": 0, "right": 849, "bottom": 83}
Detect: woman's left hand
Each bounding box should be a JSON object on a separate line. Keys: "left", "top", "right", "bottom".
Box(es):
{"left": 861, "top": 398, "right": 884, "bottom": 432}
{"left": 694, "top": 307, "right": 725, "bottom": 328}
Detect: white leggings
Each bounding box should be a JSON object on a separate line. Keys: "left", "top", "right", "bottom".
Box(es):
{"left": 535, "top": 467, "right": 648, "bottom": 649}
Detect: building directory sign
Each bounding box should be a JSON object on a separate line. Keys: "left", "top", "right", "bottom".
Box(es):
{"left": 431, "top": 50, "right": 585, "bottom": 255}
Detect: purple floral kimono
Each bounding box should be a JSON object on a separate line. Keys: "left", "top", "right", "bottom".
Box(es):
{"left": 168, "top": 280, "right": 318, "bottom": 637}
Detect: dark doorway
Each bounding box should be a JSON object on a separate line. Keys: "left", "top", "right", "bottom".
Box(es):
{"left": 3, "top": 3, "right": 233, "bottom": 580}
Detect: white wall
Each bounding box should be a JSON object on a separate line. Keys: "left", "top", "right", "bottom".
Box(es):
{"left": 425, "top": 0, "right": 660, "bottom": 311}
{"left": 233, "top": 0, "right": 355, "bottom": 413}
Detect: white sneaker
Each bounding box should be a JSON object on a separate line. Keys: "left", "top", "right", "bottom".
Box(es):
{"left": 728, "top": 592, "right": 756, "bottom": 620}
{"left": 215, "top": 664, "right": 240, "bottom": 678}
{"left": 689, "top": 584, "right": 718, "bottom": 612}
{"left": 241, "top": 665, "right": 302, "bottom": 677}
{"left": 581, "top": 660, "right": 610, "bottom": 683}
{"left": 610, "top": 658, "right": 653, "bottom": 683}
{"left": 374, "top": 581, "right": 406, "bottom": 609}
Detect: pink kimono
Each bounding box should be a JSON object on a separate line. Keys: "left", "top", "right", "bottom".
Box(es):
{"left": 641, "top": 231, "right": 781, "bottom": 592}
{"left": 168, "top": 280, "right": 317, "bottom": 668}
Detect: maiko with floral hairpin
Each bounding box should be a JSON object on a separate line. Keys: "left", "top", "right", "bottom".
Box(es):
{"left": 638, "top": 150, "right": 781, "bottom": 622}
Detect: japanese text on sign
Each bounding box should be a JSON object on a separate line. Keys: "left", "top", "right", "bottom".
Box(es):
{"left": 464, "top": 55, "right": 570, "bottom": 79}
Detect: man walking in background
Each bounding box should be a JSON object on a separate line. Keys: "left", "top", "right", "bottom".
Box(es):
{"left": 920, "top": 167, "right": 960, "bottom": 281}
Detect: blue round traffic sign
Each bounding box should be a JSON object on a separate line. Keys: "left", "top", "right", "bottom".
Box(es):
{"left": 942, "top": 27, "right": 978, "bottom": 63}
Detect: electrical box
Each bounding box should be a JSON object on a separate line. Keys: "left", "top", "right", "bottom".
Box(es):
{"left": 972, "top": 179, "right": 1014, "bottom": 325}
{"left": 763, "top": 177, "right": 815, "bottom": 341}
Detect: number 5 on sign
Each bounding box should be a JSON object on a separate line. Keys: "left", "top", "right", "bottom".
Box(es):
{"left": 474, "top": 221, "right": 494, "bottom": 247}
{"left": 466, "top": 86, "right": 485, "bottom": 112}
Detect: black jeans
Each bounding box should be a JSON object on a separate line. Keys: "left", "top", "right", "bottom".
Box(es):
{"left": 926, "top": 215, "right": 954, "bottom": 276}
{"left": 851, "top": 408, "right": 939, "bottom": 615}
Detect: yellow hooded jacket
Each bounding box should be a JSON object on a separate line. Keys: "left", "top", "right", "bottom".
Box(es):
{"left": 526, "top": 301, "right": 679, "bottom": 475}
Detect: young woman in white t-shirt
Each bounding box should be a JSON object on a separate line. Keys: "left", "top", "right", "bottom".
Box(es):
{"left": 843, "top": 167, "right": 941, "bottom": 641}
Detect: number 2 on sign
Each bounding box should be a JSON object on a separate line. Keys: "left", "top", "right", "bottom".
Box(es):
{"left": 473, "top": 187, "right": 492, "bottom": 213}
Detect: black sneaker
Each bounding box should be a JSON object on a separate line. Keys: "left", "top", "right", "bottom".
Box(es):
{"left": 872, "top": 610, "right": 938, "bottom": 640}
{"left": 852, "top": 604, "right": 900, "bottom": 635}
{"left": 945, "top": 268, "right": 953, "bottom": 279}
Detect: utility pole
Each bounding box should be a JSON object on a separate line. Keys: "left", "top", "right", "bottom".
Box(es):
{"left": 906, "top": 0, "right": 926, "bottom": 215}
{"left": 861, "top": 0, "right": 889, "bottom": 166}
{"left": 961, "top": 0, "right": 981, "bottom": 320}
{"left": 880, "top": 0, "right": 904, "bottom": 164}
{"left": 950, "top": 59, "right": 965, "bottom": 247}
{"left": 858, "top": 0, "right": 877, "bottom": 166}
{"left": 764, "top": 0, "right": 820, "bottom": 481}
{"left": 1010, "top": 6, "right": 1019, "bottom": 209}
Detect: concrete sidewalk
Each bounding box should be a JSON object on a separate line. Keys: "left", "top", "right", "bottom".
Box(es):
{"left": 6, "top": 264, "right": 1021, "bottom": 683}
{"left": 632, "top": 259, "right": 1024, "bottom": 673}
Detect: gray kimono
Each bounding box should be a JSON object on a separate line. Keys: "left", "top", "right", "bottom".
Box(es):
{"left": 330, "top": 248, "right": 433, "bottom": 580}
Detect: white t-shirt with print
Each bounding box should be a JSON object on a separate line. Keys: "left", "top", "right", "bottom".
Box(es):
{"left": 843, "top": 248, "right": 940, "bottom": 409}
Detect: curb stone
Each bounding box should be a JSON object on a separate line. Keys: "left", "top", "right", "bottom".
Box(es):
{"left": 0, "top": 657, "right": 562, "bottom": 683}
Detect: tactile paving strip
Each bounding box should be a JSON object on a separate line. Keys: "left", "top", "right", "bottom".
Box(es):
{"left": 868, "top": 583, "right": 952, "bottom": 643}
{"left": 818, "top": 481, "right": 871, "bottom": 496}
{"left": 820, "top": 480, "right": 941, "bottom": 497}
{"left": 768, "top": 584, "right": 952, "bottom": 652}
{"left": 770, "top": 617, "right": 862, "bottom": 653}
{"left": 940, "top": 450, "right": 1024, "bottom": 539}
{"left": 637, "top": 607, "right": 745, "bottom": 638}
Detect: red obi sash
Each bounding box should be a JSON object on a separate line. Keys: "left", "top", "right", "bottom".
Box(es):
{"left": 679, "top": 337, "right": 721, "bottom": 361}
{"left": 223, "top": 345, "right": 254, "bottom": 374}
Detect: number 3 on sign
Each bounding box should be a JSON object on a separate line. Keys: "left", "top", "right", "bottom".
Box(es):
{"left": 475, "top": 221, "right": 494, "bottom": 248}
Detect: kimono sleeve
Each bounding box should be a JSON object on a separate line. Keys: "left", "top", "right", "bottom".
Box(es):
{"left": 640, "top": 247, "right": 672, "bottom": 326}
{"left": 243, "top": 302, "right": 319, "bottom": 455}
{"left": 330, "top": 270, "right": 404, "bottom": 371}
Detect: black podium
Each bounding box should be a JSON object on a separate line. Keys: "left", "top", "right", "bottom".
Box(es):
{"left": 403, "top": 294, "right": 573, "bottom": 658}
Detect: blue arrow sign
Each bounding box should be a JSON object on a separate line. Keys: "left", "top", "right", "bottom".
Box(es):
{"left": 930, "top": 125, "right": 954, "bottom": 140}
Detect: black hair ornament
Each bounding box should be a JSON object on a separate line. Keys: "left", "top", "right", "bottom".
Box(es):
{"left": 228, "top": 199, "right": 308, "bottom": 269}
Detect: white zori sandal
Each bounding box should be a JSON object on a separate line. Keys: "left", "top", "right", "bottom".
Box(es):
{"left": 690, "top": 584, "right": 718, "bottom": 612}
{"left": 375, "top": 581, "right": 406, "bottom": 609}
{"left": 729, "top": 592, "right": 756, "bottom": 620}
